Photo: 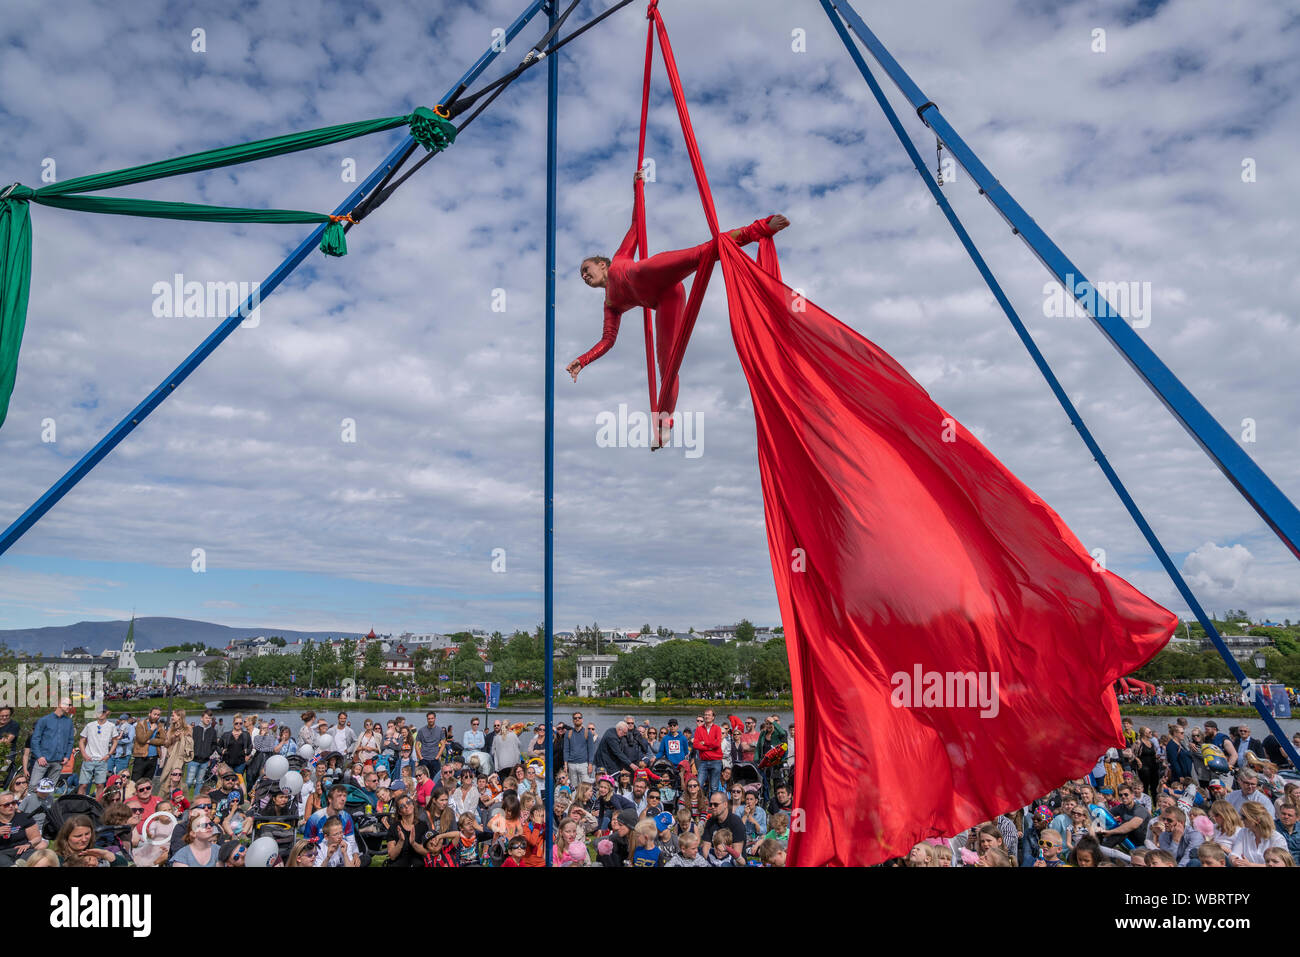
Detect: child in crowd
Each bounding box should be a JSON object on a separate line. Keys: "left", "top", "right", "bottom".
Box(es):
{"left": 1197, "top": 843, "right": 1227, "bottom": 867}
{"left": 439, "top": 813, "right": 493, "bottom": 867}
{"left": 674, "top": 807, "right": 696, "bottom": 842}
{"left": 705, "top": 828, "right": 737, "bottom": 867}
{"left": 502, "top": 836, "right": 527, "bottom": 866}
{"left": 1263, "top": 848, "right": 1294, "bottom": 867}
{"left": 666, "top": 832, "right": 707, "bottom": 867}
{"left": 753, "top": 838, "right": 786, "bottom": 867}
{"left": 630, "top": 820, "right": 664, "bottom": 867}
{"left": 653, "top": 812, "right": 679, "bottom": 857}
{"left": 764, "top": 810, "right": 789, "bottom": 847}
{"left": 522, "top": 806, "right": 547, "bottom": 867}
{"left": 1035, "top": 830, "right": 1067, "bottom": 867}
{"left": 906, "top": 843, "right": 935, "bottom": 867}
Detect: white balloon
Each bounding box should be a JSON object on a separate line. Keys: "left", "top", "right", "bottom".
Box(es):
{"left": 245, "top": 836, "right": 280, "bottom": 868}
{"left": 264, "top": 755, "right": 289, "bottom": 781}
{"left": 298, "top": 744, "right": 315, "bottom": 761}
{"left": 280, "top": 770, "right": 304, "bottom": 795}
{"left": 317, "top": 734, "right": 334, "bottom": 752}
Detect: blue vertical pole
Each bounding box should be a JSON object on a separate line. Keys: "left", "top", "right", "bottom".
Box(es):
{"left": 824, "top": 0, "right": 1300, "bottom": 564}
{"left": 0, "top": 0, "right": 548, "bottom": 558}
{"left": 819, "top": 0, "right": 1300, "bottom": 771}
{"left": 543, "top": 1, "right": 559, "bottom": 865}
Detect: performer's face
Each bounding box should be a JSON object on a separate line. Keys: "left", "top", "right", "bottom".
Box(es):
{"left": 580, "top": 259, "right": 608, "bottom": 287}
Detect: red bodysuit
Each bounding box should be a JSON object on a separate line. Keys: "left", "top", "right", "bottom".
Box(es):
{"left": 577, "top": 196, "right": 776, "bottom": 417}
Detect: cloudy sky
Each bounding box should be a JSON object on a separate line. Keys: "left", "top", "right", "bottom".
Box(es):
{"left": 0, "top": 0, "right": 1297, "bottom": 638}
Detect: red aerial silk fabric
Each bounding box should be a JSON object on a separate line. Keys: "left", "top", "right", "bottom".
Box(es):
{"left": 636, "top": 2, "right": 1176, "bottom": 865}
{"left": 721, "top": 237, "right": 1175, "bottom": 866}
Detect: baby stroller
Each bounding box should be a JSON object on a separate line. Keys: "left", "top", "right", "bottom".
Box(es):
{"left": 652, "top": 760, "right": 682, "bottom": 812}
{"left": 339, "top": 782, "right": 374, "bottom": 813}
{"left": 731, "top": 762, "right": 763, "bottom": 795}
{"left": 252, "top": 813, "right": 299, "bottom": 863}
{"left": 41, "top": 793, "right": 104, "bottom": 840}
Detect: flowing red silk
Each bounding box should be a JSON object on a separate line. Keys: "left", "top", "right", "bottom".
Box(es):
{"left": 639, "top": 2, "right": 1175, "bottom": 866}
{"left": 722, "top": 236, "right": 1174, "bottom": 865}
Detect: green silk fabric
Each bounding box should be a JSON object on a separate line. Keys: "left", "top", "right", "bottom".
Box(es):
{"left": 0, "top": 108, "right": 449, "bottom": 427}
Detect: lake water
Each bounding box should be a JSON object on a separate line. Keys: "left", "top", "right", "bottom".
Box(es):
{"left": 210, "top": 703, "right": 796, "bottom": 738}
{"left": 204, "top": 706, "right": 1297, "bottom": 744}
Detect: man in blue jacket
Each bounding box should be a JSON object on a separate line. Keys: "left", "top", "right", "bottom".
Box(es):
{"left": 563, "top": 712, "right": 597, "bottom": 785}
{"left": 30, "top": 697, "right": 76, "bottom": 790}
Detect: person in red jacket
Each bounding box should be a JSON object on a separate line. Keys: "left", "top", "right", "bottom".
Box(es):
{"left": 692, "top": 709, "right": 725, "bottom": 797}
{"left": 567, "top": 169, "right": 789, "bottom": 447}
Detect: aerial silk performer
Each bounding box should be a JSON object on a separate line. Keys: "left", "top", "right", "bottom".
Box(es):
{"left": 603, "top": 1, "right": 1176, "bottom": 866}
{"left": 566, "top": 167, "right": 789, "bottom": 448}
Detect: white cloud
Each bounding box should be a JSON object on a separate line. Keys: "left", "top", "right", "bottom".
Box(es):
{"left": 1183, "top": 541, "right": 1253, "bottom": 590}
{"left": 0, "top": 0, "right": 1298, "bottom": 633}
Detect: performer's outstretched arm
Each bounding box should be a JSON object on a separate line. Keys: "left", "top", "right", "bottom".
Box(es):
{"left": 570, "top": 306, "right": 622, "bottom": 379}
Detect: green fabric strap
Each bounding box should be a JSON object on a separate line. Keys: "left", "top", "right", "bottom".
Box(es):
{"left": 0, "top": 194, "right": 32, "bottom": 430}
{"left": 0, "top": 105, "right": 454, "bottom": 426}
{"left": 37, "top": 114, "right": 413, "bottom": 197}
{"left": 28, "top": 192, "right": 334, "bottom": 224}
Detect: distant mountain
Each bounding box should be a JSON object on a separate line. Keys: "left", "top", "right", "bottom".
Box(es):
{"left": 0, "top": 617, "right": 365, "bottom": 655}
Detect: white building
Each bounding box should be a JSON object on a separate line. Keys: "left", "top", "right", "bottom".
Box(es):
{"left": 576, "top": 655, "right": 619, "bottom": 697}
{"left": 381, "top": 653, "right": 416, "bottom": 680}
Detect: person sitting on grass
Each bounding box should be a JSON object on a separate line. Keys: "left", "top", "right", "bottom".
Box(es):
{"left": 752, "top": 838, "right": 786, "bottom": 867}
{"left": 1197, "top": 843, "right": 1227, "bottom": 867}
{"left": 665, "top": 831, "right": 707, "bottom": 867}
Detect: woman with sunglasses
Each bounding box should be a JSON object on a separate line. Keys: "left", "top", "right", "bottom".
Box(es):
{"left": 387, "top": 794, "right": 434, "bottom": 866}
{"left": 169, "top": 813, "right": 219, "bottom": 867}
{"left": 1063, "top": 805, "right": 1096, "bottom": 859}
{"left": 356, "top": 720, "right": 381, "bottom": 766}
{"left": 7, "top": 773, "right": 35, "bottom": 816}
{"left": 681, "top": 776, "right": 706, "bottom": 823}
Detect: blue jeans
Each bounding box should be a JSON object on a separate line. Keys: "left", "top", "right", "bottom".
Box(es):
{"left": 698, "top": 759, "right": 723, "bottom": 795}
{"left": 185, "top": 760, "right": 207, "bottom": 793}
{"left": 109, "top": 755, "right": 131, "bottom": 776}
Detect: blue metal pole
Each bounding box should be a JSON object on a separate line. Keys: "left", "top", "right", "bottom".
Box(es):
{"left": 820, "top": 0, "right": 1300, "bottom": 770}
{"left": 0, "top": 0, "right": 549, "bottom": 558}
{"left": 543, "top": 0, "right": 559, "bottom": 866}
{"left": 825, "top": 0, "right": 1300, "bottom": 564}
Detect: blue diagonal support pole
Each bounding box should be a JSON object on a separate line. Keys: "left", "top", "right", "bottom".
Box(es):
{"left": 820, "top": 0, "right": 1300, "bottom": 771}
{"left": 0, "top": 0, "right": 549, "bottom": 558}
{"left": 543, "top": 0, "right": 559, "bottom": 867}
{"left": 825, "top": 0, "right": 1300, "bottom": 565}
